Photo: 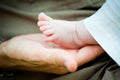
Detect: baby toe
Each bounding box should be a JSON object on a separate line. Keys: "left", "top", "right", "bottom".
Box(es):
{"left": 37, "top": 21, "right": 49, "bottom": 27}
{"left": 43, "top": 29, "right": 55, "bottom": 36}
{"left": 40, "top": 25, "right": 50, "bottom": 32}
{"left": 38, "top": 12, "right": 46, "bottom": 21}
{"left": 45, "top": 34, "right": 57, "bottom": 42}
{"left": 38, "top": 12, "right": 52, "bottom": 21}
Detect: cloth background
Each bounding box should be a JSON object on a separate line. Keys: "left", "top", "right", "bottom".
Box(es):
{"left": 0, "top": 0, "right": 120, "bottom": 80}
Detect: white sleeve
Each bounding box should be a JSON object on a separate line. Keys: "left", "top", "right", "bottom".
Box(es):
{"left": 84, "top": 0, "right": 120, "bottom": 66}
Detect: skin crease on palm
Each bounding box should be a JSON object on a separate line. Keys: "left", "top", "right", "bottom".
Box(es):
{"left": 37, "top": 12, "right": 98, "bottom": 49}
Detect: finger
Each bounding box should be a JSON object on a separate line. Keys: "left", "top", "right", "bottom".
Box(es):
{"left": 51, "top": 49, "right": 78, "bottom": 72}
{"left": 63, "top": 54, "right": 78, "bottom": 72}
{"left": 75, "top": 45, "right": 104, "bottom": 66}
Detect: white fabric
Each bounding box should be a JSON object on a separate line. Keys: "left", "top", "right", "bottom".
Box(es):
{"left": 84, "top": 0, "right": 120, "bottom": 66}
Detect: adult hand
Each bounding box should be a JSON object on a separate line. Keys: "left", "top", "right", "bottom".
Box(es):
{"left": 0, "top": 34, "right": 77, "bottom": 74}
{"left": 0, "top": 34, "right": 104, "bottom": 74}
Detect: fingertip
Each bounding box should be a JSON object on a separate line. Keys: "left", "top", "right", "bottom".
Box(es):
{"left": 63, "top": 54, "right": 78, "bottom": 72}
{"left": 64, "top": 60, "right": 77, "bottom": 72}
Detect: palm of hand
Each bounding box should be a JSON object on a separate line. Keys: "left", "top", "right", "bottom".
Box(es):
{"left": 1, "top": 34, "right": 104, "bottom": 74}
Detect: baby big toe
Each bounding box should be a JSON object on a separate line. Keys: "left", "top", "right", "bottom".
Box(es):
{"left": 38, "top": 12, "right": 52, "bottom": 21}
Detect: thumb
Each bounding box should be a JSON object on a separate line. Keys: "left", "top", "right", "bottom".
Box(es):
{"left": 75, "top": 45, "right": 104, "bottom": 66}
{"left": 63, "top": 54, "right": 78, "bottom": 72}
{"left": 51, "top": 49, "right": 78, "bottom": 72}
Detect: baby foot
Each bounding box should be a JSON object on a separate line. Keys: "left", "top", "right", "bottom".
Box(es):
{"left": 37, "top": 13, "right": 97, "bottom": 49}
{"left": 37, "top": 13, "right": 84, "bottom": 49}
